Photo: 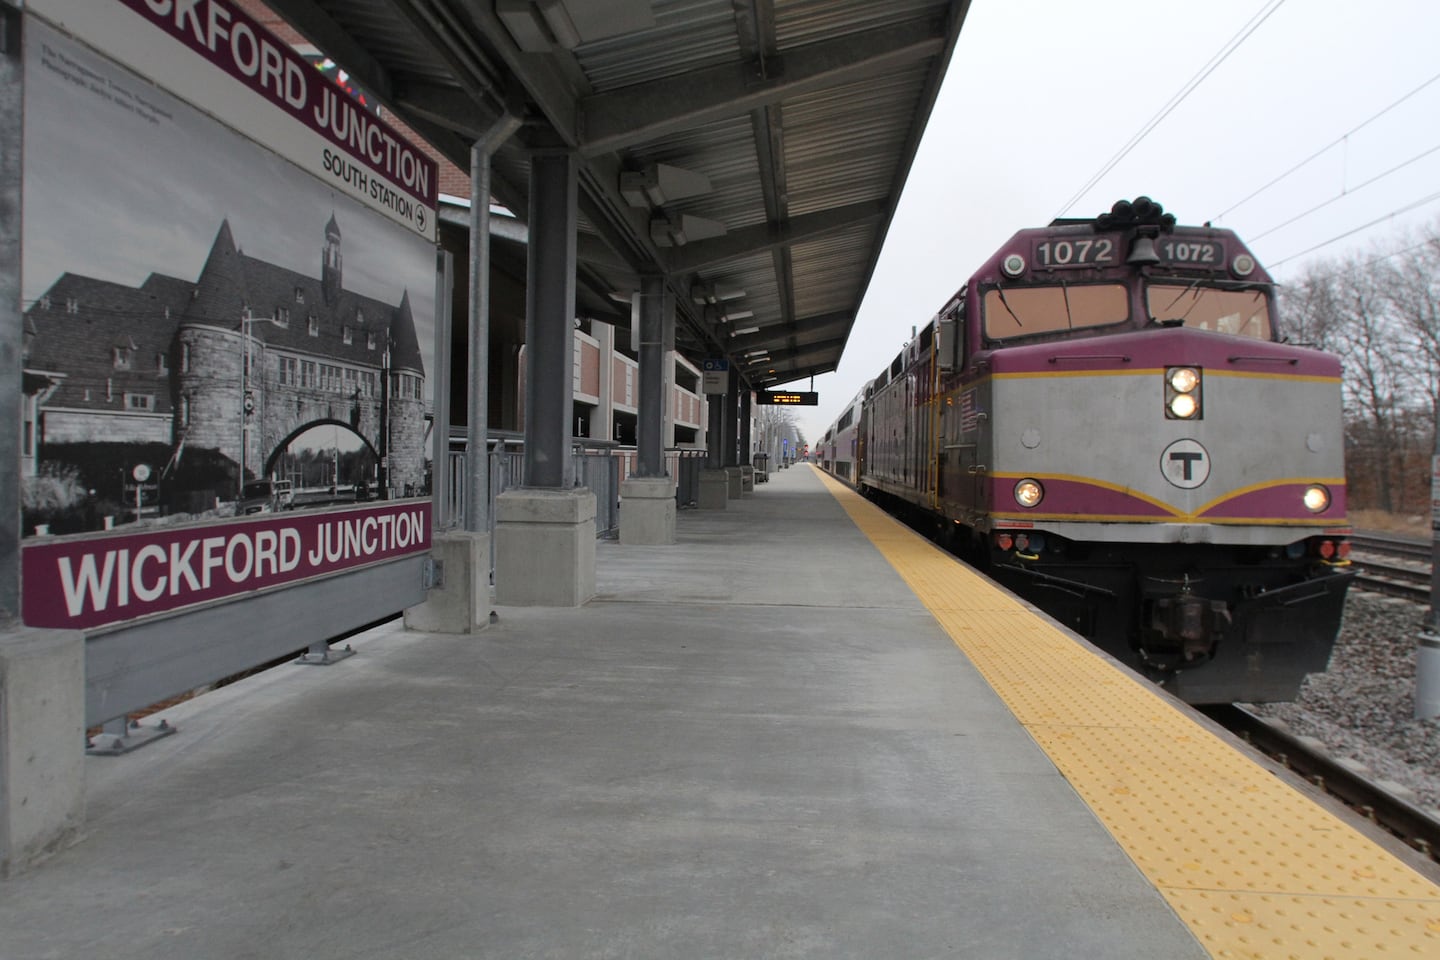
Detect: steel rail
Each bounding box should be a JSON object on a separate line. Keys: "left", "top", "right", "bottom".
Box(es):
{"left": 1353, "top": 557, "right": 1430, "bottom": 583}
{"left": 1204, "top": 703, "right": 1440, "bottom": 863}
{"left": 1351, "top": 533, "right": 1433, "bottom": 561}
{"left": 1352, "top": 572, "right": 1429, "bottom": 602}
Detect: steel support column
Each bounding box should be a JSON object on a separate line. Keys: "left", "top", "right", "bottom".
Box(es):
{"left": 1, "top": 5, "right": 20, "bottom": 619}
{"left": 408, "top": 118, "right": 518, "bottom": 630}
{"left": 466, "top": 144, "right": 495, "bottom": 529}
{"left": 431, "top": 249, "right": 453, "bottom": 526}
{"left": 635, "top": 275, "right": 669, "bottom": 478}
{"left": 494, "top": 148, "right": 594, "bottom": 603}
{"left": 522, "top": 151, "right": 578, "bottom": 489}
{"left": 706, "top": 390, "right": 724, "bottom": 470}
{"left": 739, "top": 389, "right": 752, "bottom": 464}
{"left": 723, "top": 368, "right": 740, "bottom": 467}
{"left": 464, "top": 115, "right": 520, "bottom": 528}
{"left": 620, "top": 274, "right": 676, "bottom": 542}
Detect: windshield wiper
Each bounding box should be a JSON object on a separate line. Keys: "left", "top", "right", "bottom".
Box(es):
{"left": 1149, "top": 277, "right": 1209, "bottom": 326}
{"left": 994, "top": 283, "right": 1023, "bottom": 328}
{"left": 1160, "top": 277, "right": 1203, "bottom": 314}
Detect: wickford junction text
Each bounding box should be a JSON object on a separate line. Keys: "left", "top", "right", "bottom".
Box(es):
{"left": 22, "top": 502, "right": 431, "bottom": 630}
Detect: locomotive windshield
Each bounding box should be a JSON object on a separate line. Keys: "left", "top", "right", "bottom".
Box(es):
{"left": 1147, "top": 283, "right": 1271, "bottom": 340}
{"left": 982, "top": 283, "right": 1128, "bottom": 340}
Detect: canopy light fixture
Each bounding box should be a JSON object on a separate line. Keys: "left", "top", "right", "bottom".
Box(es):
{"left": 622, "top": 163, "right": 712, "bottom": 209}
{"left": 691, "top": 283, "right": 746, "bottom": 304}
{"left": 650, "top": 213, "right": 727, "bottom": 247}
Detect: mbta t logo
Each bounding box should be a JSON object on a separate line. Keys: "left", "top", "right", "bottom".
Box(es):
{"left": 1160, "top": 439, "right": 1211, "bottom": 489}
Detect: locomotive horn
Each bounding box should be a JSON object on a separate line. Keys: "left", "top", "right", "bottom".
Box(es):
{"left": 1127, "top": 234, "right": 1161, "bottom": 264}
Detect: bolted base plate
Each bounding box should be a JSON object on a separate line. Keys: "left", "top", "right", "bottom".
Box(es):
{"left": 87, "top": 719, "right": 178, "bottom": 756}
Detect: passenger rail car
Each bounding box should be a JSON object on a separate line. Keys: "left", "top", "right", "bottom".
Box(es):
{"left": 816, "top": 388, "right": 866, "bottom": 482}
{"left": 839, "top": 198, "right": 1353, "bottom": 703}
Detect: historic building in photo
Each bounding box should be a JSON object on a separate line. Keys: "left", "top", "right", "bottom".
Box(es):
{"left": 23, "top": 215, "right": 427, "bottom": 501}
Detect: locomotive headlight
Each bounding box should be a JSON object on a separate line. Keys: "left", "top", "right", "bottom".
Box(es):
{"left": 1303, "top": 484, "right": 1331, "bottom": 513}
{"left": 1169, "top": 394, "right": 1199, "bottom": 418}
{"left": 1165, "top": 366, "right": 1202, "bottom": 419}
{"left": 1169, "top": 367, "right": 1199, "bottom": 393}
{"left": 1014, "top": 479, "right": 1044, "bottom": 508}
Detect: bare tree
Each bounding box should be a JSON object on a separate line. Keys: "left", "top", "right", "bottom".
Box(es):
{"left": 1273, "top": 217, "right": 1440, "bottom": 515}
{"left": 1378, "top": 223, "right": 1440, "bottom": 490}
{"left": 754, "top": 405, "right": 802, "bottom": 464}
{"left": 1278, "top": 263, "right": 1347, "bottom": 352}
{"left": 1329, "top": 256, "right": 1410, "bottom": 511}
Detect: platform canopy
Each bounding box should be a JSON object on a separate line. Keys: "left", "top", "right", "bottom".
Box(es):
{"left": 266, "top": 0, "right": 969, "bottom": 389}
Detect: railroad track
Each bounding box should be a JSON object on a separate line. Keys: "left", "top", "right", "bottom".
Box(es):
{"left": 1204, "top": 703, "right": 1440, "bottom": 863}
{"left": 1350, "top": 533, "right": 1433, "bottom": 602}
{"left": 1352, "top": 560, "right": 1430, "bottom": 601}
{"left": 1350, "top": 533, "right": 1434, "bottom": 561}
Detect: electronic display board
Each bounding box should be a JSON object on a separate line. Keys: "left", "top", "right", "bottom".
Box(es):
{"left": 755, "top": 391, "right": 819, "bottom": 406}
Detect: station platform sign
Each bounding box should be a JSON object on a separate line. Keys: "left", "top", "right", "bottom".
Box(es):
{"left": 755, "top": 391, "right": 818, "bottom": 406}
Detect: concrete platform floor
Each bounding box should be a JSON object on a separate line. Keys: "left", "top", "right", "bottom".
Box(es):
{"left": 0, "top": 465, "right": 1203, "bottom": 959}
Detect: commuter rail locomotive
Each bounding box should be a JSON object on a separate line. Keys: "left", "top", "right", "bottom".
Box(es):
{"left": 824, "top": 198, "right": 1353, "bottom": 703}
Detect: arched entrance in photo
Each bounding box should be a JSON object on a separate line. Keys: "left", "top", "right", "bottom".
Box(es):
{"left": 265, "top": 419, "right": 381, "bottom": 505}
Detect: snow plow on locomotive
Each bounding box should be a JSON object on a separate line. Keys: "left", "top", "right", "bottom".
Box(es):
{"left": 846, "top": 198, "right": 1353, "bottom": 704}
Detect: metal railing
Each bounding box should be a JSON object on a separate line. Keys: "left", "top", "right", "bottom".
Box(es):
{"left": 444, "top": 432, "right": 708, "bottom": 535}
{"left": 577, "top": 447, "right": 621, "bottom": 537}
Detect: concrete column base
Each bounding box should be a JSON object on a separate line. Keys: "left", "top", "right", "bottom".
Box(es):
{"left": 698, "top": 469, "right": 730, "bottom": 510}
{"left": 403, "top": 531, "right": 492, "bottom": 633}
{"left": 2, "top": 625, "right": 85, "bottom": 877}
{"left": 739, "top": 465, "right": 755, "bottom": 495}
{"left": 619, "top": 476, "right": 676, "bottom": 545}
{"left": 726, "top": 467, "right": 744, "bottom": 499}
{"left": 495, "top": 488, "right": 597, "bottom": 606}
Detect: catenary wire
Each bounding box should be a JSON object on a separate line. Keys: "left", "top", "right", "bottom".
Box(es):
{"left": 1360, "top": 238, "right": 1440, "bottom": 270}
{"left": 1054, "top": 0, "right": 1288, "bottom": 219}
{"left": 1266, "top": 190, "right": 1440, "bottom": 269}
{"left": 1213, "top": 71, "right": 1440, "bottom": 223}
{"left": 1248, "top": 142, "right": 1440, "bottom": 242}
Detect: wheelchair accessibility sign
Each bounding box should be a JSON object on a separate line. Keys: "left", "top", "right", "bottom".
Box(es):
{"left": 703, "top": 358, "right": 729, "bottom": 395}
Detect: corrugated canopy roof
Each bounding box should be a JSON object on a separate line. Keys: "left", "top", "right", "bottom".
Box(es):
{"left": 263, "top": 0, "right": 970, "bottom": 389}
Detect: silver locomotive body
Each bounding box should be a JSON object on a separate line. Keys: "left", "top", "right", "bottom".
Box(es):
{"left": 854, "top": 200, "right": 1352, "bottom": 702}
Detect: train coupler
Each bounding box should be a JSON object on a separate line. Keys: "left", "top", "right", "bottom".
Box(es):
{"left": 1143, "top": 589, "right": 1231, "bottom": 667}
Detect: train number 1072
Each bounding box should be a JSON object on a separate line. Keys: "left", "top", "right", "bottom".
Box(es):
{"left": 1159, "top": 240, "right": 1223, "bottom": 265}
{"left": 1034, "top": 238, "right": 1115, "bottom": 267}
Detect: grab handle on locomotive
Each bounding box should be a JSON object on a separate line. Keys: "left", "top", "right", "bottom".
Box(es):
{"left": 1047, "top": 354, "right": 1131, "bottom": 364}
{"left": 1227, "top": 354, "right": 1299, "bottom": 365}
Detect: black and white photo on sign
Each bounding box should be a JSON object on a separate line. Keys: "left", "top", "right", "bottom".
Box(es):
{"left": 20, "top": 20, "right": 437, "bottom": 539}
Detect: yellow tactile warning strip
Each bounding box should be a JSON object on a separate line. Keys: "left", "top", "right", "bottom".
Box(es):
{"left": 811, "top": 466, "right": 1440, "bottom": 958}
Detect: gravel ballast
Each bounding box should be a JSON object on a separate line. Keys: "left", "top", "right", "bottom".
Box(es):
{"left": 1245, "top": 590, "right": 1440, "bottom": 811}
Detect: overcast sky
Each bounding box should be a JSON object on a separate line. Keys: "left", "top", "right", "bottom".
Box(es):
{"left": 797, "top": 0, "right": 1440, "bottom": 442}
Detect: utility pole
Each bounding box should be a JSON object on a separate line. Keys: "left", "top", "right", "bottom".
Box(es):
{"left": 1418, "top": 395, "right": 1440, "bottom": 718}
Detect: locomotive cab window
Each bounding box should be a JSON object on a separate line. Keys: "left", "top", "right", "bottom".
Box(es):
{"left": 982, "top": 283, "right": 1129, "bottom": 341}
{"left": 1147, "top": 284, "right": 1271, "bottom": 340}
